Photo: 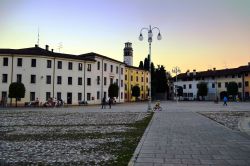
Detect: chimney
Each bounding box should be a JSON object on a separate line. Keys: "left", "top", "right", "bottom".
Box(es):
{"left": 213, "top": 68, "right": 216, "bottom": 71}
{"left": 45, "top": 45, "right": 49, "bottom": 51}
{"left": 187, "top": 69, "right": 190, "bottom": 76}
{"left": 193, "top": 69, "right": 196, "bottom": 76}
{"left": 51, "top": 49, "right": 54, "bottom": 53}
{"left": 35, "top": 44, "right": 38, "bottom": 48}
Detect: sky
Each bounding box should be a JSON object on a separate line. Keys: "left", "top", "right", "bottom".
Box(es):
{"left": 0, "top": 0, "right": 250, "bottom": 73}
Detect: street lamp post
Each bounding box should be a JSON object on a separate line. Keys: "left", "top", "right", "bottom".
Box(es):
{"left": 139, "top": 25, "right": 162, "bottom": 111}
{"left": 172, "top": 67, "right": 181, "bottom": 103}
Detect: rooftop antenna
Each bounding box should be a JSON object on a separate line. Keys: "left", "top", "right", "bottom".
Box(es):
{"left": 58, "top": 42, "right": 63, "bottom": 52}
{"left": 37, "top": 27, "right": 40, "bottom": 46}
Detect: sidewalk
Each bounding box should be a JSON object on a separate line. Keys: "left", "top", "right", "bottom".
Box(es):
{"left": 130, "top": 111, "right": 250, "bottom": 166}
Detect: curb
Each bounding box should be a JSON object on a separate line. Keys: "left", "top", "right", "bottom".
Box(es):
{"left": 128, "top": 112, "right": 156, "bottom": 166}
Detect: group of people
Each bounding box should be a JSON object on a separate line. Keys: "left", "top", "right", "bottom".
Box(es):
{"left": 43, "top": 98, "right": 64, "bottom": 107}
{"left": 101, "top": 97, "right": 113, "bottom": 109}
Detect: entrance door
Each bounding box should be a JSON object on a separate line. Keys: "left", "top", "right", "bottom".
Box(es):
{"left": 67, "top": 93, "right": 72, "bottom": 104}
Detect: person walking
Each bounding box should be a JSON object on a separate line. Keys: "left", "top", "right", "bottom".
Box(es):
{"left": 108, "top": 98, "right": 112, "bottom": 109}
{"left": 223, "top": 96, "right": 228, "bottom": 106}
{"left": 101, "top": 97, "right": 106, "bottom": 109}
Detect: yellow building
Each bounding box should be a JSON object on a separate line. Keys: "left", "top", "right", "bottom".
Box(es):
{"left": 125, "top": 65, "right": 150, "bottom": 101}
{"left": 123, "top": 42, "right": 150, "bottom": 101}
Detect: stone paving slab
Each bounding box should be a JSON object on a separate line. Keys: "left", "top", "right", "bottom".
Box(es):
{"left": 130, "top": 110, "right": 250, "bottom": 166}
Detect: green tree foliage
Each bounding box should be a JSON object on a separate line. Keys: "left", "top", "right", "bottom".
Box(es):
{"left": 108, "top": 83, "right": 119, "bottom": 98}
{"left": 227, "top": 82, "right": 238, "bottom": 99}
{"left": 143, "top": 58, "right": 149, "bottom": 70}
{"left": 132, "top": 85, "right": 140, "bottom": 99}
{"left": 155, "top": 65, "right": 168, "bottom": 93}
{"left": 139, "top": 61, "right": 144, "bottom": 69}
{"left": 9, "top": 82, "right": 26, "bottom": 107}
{"left": 197, "top": 82, "right": 208, "bottom": 100}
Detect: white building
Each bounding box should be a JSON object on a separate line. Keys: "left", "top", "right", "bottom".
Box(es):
{"left": 0, "top": 45, "right": 125, "bottom": 105}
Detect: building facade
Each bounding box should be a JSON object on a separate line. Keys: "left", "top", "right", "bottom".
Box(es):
{"left": 173, "top": 64, "right": 250, "bottom": 101}
{"left": 0, "top": 45, "right": 126, "bottom": 105}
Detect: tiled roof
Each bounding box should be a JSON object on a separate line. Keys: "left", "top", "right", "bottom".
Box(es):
{"left": 174, "top": 65, "right": 250, "bottom": 80}
{"left": 0, "top": 46, "right": 95, "bottom": 62}
{"left": 125, "top": 65, "right": 149, "bottom": 71}
{"left": 79, "top": 52, "right": 125, "bottom": 65}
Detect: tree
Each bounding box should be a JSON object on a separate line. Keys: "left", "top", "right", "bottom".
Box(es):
{"left": 132, "top": 85, "right": 140, "bottom": 100}
{"left": 227, "top": 82, "right": 238, "bottom": 100}
{"left": 108, "top": 83, "right": 119, "bottom": 98}
{"left": 155, "top": 65, "right": 168, "bottom": 93}
{"left": 139, "top": 61, "right": 144, "bottom": 69}
{"left": 197, "top": 82, "right": 208, "bottom": 100}
{"left": 143, "top": 57, "right": 149, "bottom": 70}
{"left": 9, "top": 82, "right": 26, "bottom": 107}
{"left": 177, "top": 86, "right": 183, "bottom": 99}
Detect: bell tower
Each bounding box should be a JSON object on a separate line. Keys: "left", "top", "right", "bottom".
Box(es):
{"left": 123, "top": 42, "right": 133, "bottom": 66}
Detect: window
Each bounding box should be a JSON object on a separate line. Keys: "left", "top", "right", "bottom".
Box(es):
{"left": 68, "top": 62, "right": 73, "bottom": 70}
{"left": 238, "top": 82, "right": 242, "bottom": 88}
{"left": 218, "top": 82, "right": 221, "bottom": 88}
{"left": 57, "top": 92, "right": 61, "bottom": 100}
{"left": 125, "top": 84, "right": 127, "bottom": 90}
{"left": 68, "top": 77, "right": 72, "bottom": 85}
{"left": 47, "top": 60, "right": 52, "bottom": 68}
{"left": 125, "top": 75, "right": 127, "bottom": 80}
{"left": 225, "top": 82, "right": 228, "bottom": 88}
{"left": 87, "top": 93, "right": 91, "bottom": 101}
{"left": 78, "top": 63, "right": 82, "bottom": 71}
{"left": 2, "top": 74, "right": 7, "bottom": 83}
{"left": 46, "top": 75, "right": 51, "bottom": 84}
{"left": 87, "top": 78, "right": 91, "bottom": 85}
{"left": 97, "top": 91, "right": 100, "bottom": 100}
{"left": 57, "top": 76, "right": 62, "bottom": 84}
{"left": 232, "top": 75, "right": 235, "bottom": 78}
{"left": 141, "top": 86, "right": 144, "bottom": 91}
{"left": 17, "top": 74, "right": 22, "bottom": 83}
{"left": 110, "top": 78, "right": 113, "bottom": 84}
{"left": 57, "top": 61, "right": 62, "bottom": 69}
{"left": 97, "top": 76, "right": 100, "bottom": 85}
{"left": 189, "top": 84, "right": 192, "bottom": 89}
{"left": 46, "top": 92, "right": 51, "bottom": 100}
{"left": 31, "top": 59, "right": 36, "bottom": 67}
{"left": 136, "top": 76, "right": 138, "bottom": 82}
{"left": 31, "top": 75, "right": 36, "bottom": 84}
{"left": 3, "top": 57, "right": 8, "bottom": 66}
{"left": 245, "top": 81, "right": 249, "bottom": 87}
{"left": 97, "top": 61, "right": 100, "bottom": 70}
{"left": 141, "top": 77, "right": 144, "bottom": 82}
{"left": 125, "top": 93, "right": 127, "bottom": 99}
{"left": 104, "top": 77, "right": 107, "bottom": 85}
{"left": 104, "top": 63, "right": 107, "bottom": 71}
{"left": 78, "top": 93, "right": 82, "bottom": 101}
{"left": 78, "top": 77, "right": 82, "bottom": 85}
{"left": 121, "top": 92, "right": 123, "bottom": 99}
{"left": 238, "top": 74, "right": 241, "bottom": 78}
{"left": 116, "top": 66, "right": 118, "bottom": 74}
{"left": 146, "top": 77, "right": 148, "bottom": 83}
{"left": 131, "top": 76, "right": 133, "bottom": 81}
{"left": 87, "top": 64, "right": 91, "bottom": 71}
{"left": 121, "top": 80, "right": 123, "bottom": 87}
{"left": 183, "top": 85, "right": 186, "bottom": 89}
{"left": 245, "top": 73, "right": 249, "bottom": 77}
{"left": 212, "top": 83, "right": 215, "bottom": 88}
{"left": 17, "top": 58, "right": 22, "bottom": 67}
{"left": 116, "top": 79, "right": 118, "bottom": 84}
{"left": 110, "top": 65, "right": 113, "bottom": 72}
{"left": 121, "top": 68, "right": 123, "bottom": 75}
{"left": 30, "top": 92, "right": 35, "bottom": 101}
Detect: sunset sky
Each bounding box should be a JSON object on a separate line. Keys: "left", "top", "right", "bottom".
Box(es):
{"left": 0, "top": 0, "right": 249, "bottom": 73}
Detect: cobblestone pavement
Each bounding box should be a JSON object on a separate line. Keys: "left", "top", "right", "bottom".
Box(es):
{"left": 131, "top": 102, "right": 250, "bottom": 166}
